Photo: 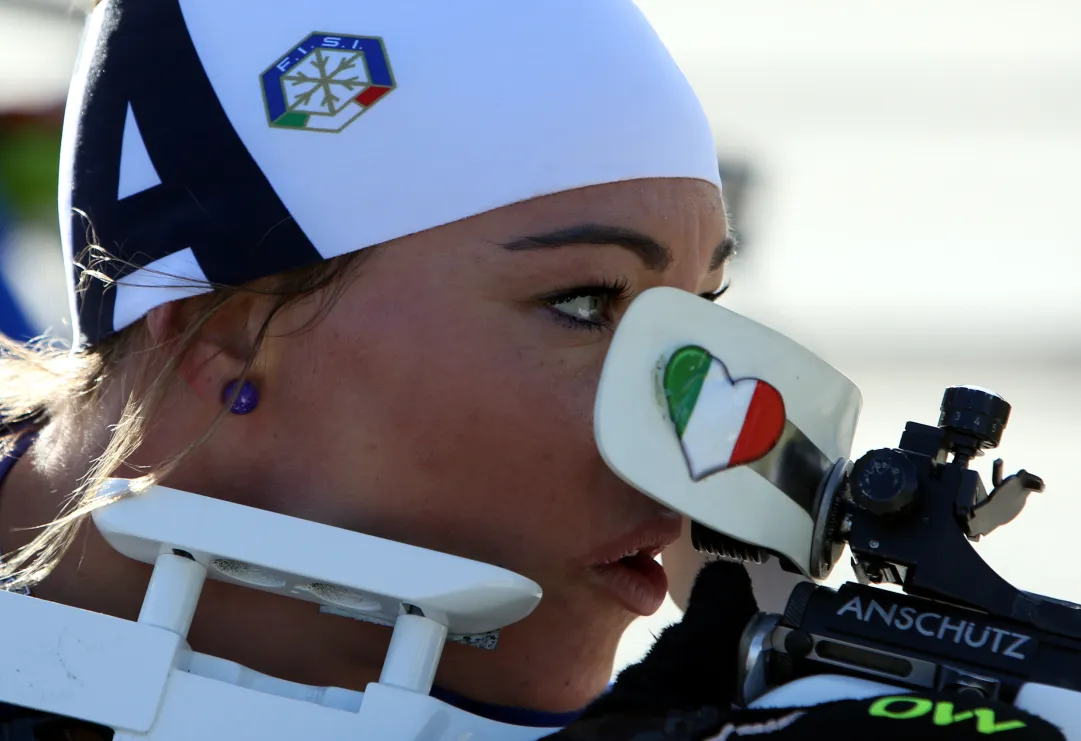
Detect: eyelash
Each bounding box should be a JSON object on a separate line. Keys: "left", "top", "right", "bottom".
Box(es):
{"left": 542, "top": 277, "right": 632, "bottom": 333}
{"left": 700, "top": 278, "right": 732, "bottom": 303}
{"left": 542, "top": 278, "right": 732, "bottom": 332}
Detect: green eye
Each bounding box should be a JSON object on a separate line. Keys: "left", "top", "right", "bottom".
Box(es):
{"left": 540, "top": 278, "right": 632, "bottom": 331}
{"left": 549, "top": 294, "right": 606, "bottom": 323}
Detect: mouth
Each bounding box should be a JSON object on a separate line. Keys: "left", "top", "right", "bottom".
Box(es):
{"left": 585, "top": 512, "right": 683, "bottom": 617}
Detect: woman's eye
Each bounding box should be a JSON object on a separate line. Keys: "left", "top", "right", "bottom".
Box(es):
{"left": 548, "top": 294, "right": 607, "bottom": 323}
{"left": 541, "top": 279, "right": 630, "bottom": 331}
{"left": 699, "top": 276, "right": 732, "bottom": 302}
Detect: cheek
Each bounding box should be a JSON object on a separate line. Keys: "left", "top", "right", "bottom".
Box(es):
{"left": 291, "top": 299, "right": 606, "bottom": 566}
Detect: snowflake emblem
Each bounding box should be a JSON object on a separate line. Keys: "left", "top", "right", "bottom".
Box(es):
{"left": 261, "top": 33, "right": 397, "bottom": 133}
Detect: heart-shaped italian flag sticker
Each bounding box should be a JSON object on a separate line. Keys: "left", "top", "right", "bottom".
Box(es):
{"left": 663, "top": 346, "right": 787, "bottom": 481}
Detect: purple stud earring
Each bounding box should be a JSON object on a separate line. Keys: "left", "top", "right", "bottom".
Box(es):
{"left": 222, "top": 379, "right": 259, "bottom": 416}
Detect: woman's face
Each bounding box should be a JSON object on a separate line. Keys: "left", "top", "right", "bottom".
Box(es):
{"left": 223, "top": 177, "right": 729, "bottom": 707}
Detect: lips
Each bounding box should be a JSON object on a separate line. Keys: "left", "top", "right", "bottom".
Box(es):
{"left": 586, "top": 513, "right": 683, "bottom": 616}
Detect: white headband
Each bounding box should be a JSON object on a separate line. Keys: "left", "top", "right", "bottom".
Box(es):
{"left": 60, "top": 0, "right": 721, "bottom": 344}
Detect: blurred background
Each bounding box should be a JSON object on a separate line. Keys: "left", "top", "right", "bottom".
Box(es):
{"left": 0, "top": 0, "right": 83, "bottom": 342}
{"left": 621, "top": 0, "right": 1081, "bottom": 674}
{"left": 0, "top": 0, "right": 1078, "bottom": 681}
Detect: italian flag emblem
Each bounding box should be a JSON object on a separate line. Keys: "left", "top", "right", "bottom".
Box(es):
{"left": 663, "top": 346, "right": 787, "bottom": 481}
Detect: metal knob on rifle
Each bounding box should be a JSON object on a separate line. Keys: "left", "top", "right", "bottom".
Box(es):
{"left": 851, "top": 449, "right": 919, "bottom": 516}
{"left": 939, "top": 386, "right": 1011, "bottom": 449}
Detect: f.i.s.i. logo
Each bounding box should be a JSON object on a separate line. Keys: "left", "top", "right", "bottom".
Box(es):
{"left": 261, "top": 32, "right": 397, "bottom": 133}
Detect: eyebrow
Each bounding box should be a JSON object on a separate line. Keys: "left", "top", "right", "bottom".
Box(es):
{"left": 501, "top": 224, "right": 736, "bottom": 273}
{"left": 710, "top": 234, "right": 738, "bottom": 271}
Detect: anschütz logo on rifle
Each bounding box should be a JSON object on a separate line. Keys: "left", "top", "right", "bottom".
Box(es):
{"left": 836, "top": 595, "right": 1032, "bottom": 660}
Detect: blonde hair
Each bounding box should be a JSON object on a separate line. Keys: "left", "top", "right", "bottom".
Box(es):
{"left": 0, "top": 248, "right": 371, "bottom": 591}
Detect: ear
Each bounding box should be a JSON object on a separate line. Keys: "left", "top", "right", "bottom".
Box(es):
{"left": 146, "top": 297, "right": 262, "bottom": 408}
